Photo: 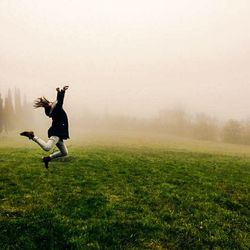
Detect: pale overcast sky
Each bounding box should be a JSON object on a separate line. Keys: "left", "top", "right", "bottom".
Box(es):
{"left": 1, "top": 0, "right": 250, "bottom": 119}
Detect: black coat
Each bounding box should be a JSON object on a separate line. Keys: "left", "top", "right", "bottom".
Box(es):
{"left": 45, "top": 90, "right": 69, "bottom": 140}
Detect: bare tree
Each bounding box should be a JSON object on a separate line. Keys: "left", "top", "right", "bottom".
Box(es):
{"left": 222, "top": 119, "right": 242, "bottom": 144}
{"left": 192, "top": 113, "right": 218, "bottom": 141}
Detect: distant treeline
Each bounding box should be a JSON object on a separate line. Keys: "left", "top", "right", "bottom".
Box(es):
{"left": 151, "top": 108, "right": 250, "bottom": 145}
{"left": 1, "top": 90, "right": 250, "bottom": 146}
{"left": 77, "top": 108, "right": 250, "bottom": 145}
{"left": 0, "top": 88, "right": 33, "bottom": 133}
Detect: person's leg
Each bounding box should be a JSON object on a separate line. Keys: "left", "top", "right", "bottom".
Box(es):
{"left": 43, "top": 140, "right": 68, "bottom": 169}
{"left": 33, "top": 136, "right": 60, "bottom": 151}
{"left": 49, "top": 139, "right": 68, "bottom": 160}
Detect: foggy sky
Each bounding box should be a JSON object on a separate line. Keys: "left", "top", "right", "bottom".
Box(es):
{"left": 1, "top": 0, "right": 250, "bottom": 119}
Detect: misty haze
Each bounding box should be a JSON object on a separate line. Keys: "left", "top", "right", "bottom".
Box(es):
{"left": 1, "top": 0, "right": 250, "bottom": 122}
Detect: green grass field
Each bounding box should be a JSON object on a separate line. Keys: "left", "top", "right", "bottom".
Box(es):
{"left": 0, "top": 133, "right": 250, "bottom": 249}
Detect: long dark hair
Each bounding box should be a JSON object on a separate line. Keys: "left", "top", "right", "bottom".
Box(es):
{"left": 33, "top": 97, "right": 50, "bottom": 108}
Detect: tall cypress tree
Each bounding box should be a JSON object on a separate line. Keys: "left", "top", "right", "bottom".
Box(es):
{"left": 14, "top": 87, "right": 23, "bottom": 128}
{"left": 4, "top": 89, "right": 15, "bottom": 132}
{"left": 0, "top": 92, "right": 3, "bottom": 133}
{"left": 14, "top": 87, "right": 22, "bottom": 114}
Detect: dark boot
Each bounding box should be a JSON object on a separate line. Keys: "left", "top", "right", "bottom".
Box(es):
{"left": 42, "top": 156, "right": 51, "bottom": 169}
{"left": 20, "top": 131, "right": 34, "bottom": 140}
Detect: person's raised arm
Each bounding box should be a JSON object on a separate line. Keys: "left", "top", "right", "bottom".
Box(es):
{"left": 56, "top": 85, "right": 69, "bottom": 108}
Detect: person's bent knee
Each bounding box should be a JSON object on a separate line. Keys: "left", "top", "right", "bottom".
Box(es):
{"left": 43, "top": 145, "right": 52, "bottom": 151}
{"left": 62, "top": 149, "right": 68, "bottom": 156}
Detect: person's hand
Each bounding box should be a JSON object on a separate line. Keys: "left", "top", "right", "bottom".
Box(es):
{"left": 56, "top": 87, "right": 60, "bottom": 92}
{"left": 63, "top": 86, "right": 69, "bottom": 91}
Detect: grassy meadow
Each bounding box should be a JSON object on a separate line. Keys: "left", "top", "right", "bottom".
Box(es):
{"left": 0, "top": 131, "right": 250, "bottom": 249}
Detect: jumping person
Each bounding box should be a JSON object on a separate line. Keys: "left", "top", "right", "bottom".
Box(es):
{"left": 20, "top": 85, "right": 70, "bottom": 168}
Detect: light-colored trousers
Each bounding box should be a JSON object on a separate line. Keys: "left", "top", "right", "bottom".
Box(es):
{"left": 33, "top": 136, "right": 68, "bottom": 159}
